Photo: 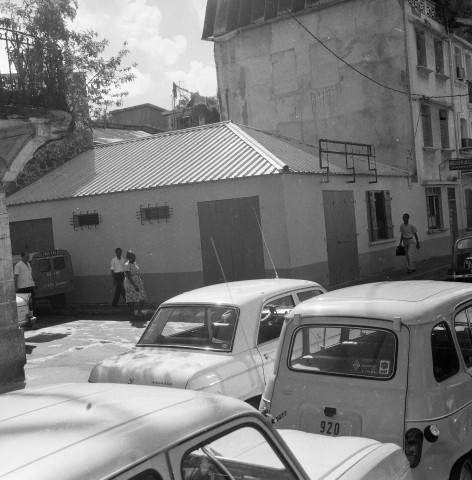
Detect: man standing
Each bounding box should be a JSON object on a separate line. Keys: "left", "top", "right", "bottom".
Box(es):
{"left": 399, "top": 213, "right": 420, "bottom": 273}
{"left": 111, "top": 247, "right": 126, "bottom": 306}
{"left": 14, "top": 252, "right": 36, "bottom": 308}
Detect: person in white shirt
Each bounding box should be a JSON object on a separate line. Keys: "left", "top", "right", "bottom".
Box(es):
{"left": 399, "top": 213, "right": 420, "bottom": 274}
{"left": 111, "top": 247, "right": 126, "bottom": 306}
{"left": 14, "top": 252, "right": 36, "bottom": 308}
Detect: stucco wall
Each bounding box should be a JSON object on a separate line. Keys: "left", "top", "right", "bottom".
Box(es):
{"left": 214, "top": 0, "right": 413, "bottom": 171}
{"left": 8, "top": 171, "right": 450, "bottom": 304}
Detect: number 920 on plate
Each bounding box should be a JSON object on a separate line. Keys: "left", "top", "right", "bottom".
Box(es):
{"left": 319, "top": 419, "right": 352, "bottom": 436}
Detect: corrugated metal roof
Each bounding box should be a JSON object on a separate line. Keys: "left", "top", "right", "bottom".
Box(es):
{"left": 6, "top": 121, "right": 409, "bottom": 206}
{"left": 92, "top": 127, "right": 152, "bottom": 145}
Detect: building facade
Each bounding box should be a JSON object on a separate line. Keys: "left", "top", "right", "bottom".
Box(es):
{"left": 203, "top": 0, "right": 467, "bottom": 253}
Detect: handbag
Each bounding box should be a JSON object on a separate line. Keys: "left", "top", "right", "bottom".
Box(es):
{"left": 396, "top": 245, "right": 405, "bottom": 256}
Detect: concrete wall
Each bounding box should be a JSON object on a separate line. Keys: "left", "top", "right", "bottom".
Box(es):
{"left": 8, "top": 171, "right": 445, "bottom": 304}
{"left": 214, "top": 0, "right": 413, "bottom": 171}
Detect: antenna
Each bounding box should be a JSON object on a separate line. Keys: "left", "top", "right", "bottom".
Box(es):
{"left": 210, "top": 237, "right": 228, "bottom": 284}
{"left": 253, "top": 208, "right": 278, "bottom": 279}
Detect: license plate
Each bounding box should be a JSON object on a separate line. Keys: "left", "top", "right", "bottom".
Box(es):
{"left": 319, "top": 419, "right": 352, "bottom": 436}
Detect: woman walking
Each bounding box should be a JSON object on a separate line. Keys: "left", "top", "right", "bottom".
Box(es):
{"left": 123, "top": 250, "right": 147, "bottom": 318}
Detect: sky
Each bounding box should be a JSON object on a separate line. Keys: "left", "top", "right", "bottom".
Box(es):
{"left": 73, "top": 0, "right": 217, "bottom": 111}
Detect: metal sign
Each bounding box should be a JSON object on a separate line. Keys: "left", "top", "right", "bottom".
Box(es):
{"left": 449, "top": 158, "right": 472, "bottom": 172}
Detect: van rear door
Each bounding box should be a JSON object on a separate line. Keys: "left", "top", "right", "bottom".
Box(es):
{"left": 32, "top": 250, "right": 73, "bottom": 299}
{"left": 269, "top": 318, "right": 409, "bottom": 447}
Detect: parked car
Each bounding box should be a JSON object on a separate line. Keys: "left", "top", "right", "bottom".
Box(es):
{"left": 447, "top": 235, "right": 472, "bottom": 281}
{"left": 0, "top": 383, "right": 413, "bottom": 480}
{"left": 16, "top": 292, "right": 36, "bottom": 328}
{"left": 89, "top": 278, "right": 326, "bottom": 406}
{"left": 260, "top": 280, "right": 472, "bottom": 480}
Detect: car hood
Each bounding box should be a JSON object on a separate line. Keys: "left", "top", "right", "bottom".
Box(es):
{"left": 278, "top": 429, "right": 407, "bottom": 479}
{"left": 89, "top": 348, "right": 228, "bottom": 389}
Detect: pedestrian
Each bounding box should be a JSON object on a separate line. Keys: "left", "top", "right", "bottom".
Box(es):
{"left": 110, "top": 247, "right": 126, "bottom": 306}
{"left": 123, "top": 250, "right": 147, "bottom": 318}
{"left": 399, "top": 213, "right": 420, "bottom": 274}
{"left": 14, "top": 251, "right": 36, "bottom": 309}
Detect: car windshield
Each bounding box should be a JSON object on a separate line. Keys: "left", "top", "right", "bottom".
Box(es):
{"left": 137, "top": 305, "right": 239, "bottom": 351}
{"left": 289, "top": 325, "right": 397, "bottom": 379}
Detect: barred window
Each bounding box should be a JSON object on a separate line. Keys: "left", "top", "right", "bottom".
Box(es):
{"left": 426, "top": 187, "right": 443, "bottom": 230}
{"left": 71, "top": 212, "right": 100, "bottom": 230}
{"left": 137, "top": 204, "right": 172, "bottom": 224}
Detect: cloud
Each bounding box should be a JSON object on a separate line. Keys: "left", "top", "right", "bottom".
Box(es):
{"left": 165, "top": 61, "right": 218, "bottom": 97}
{"left": 190, "top": 0, "right": 208, "bottom": 29}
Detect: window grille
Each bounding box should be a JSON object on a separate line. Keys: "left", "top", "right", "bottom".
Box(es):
{"left": 70, "top": 211, "right": 100, "bottom": 230}
{"left": 137, "top": 204, "right": 172, "bottom": 224}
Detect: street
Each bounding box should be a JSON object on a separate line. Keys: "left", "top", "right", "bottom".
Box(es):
{"left": 23, "top": 307, "right": 151, "bottom": 388}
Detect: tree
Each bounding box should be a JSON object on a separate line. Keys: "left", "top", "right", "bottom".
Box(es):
{"left": 0, "top": 0, "right": 136, "bottom": 128}
{"left": 435, "top": 0, "right": 472, "bottom": 40}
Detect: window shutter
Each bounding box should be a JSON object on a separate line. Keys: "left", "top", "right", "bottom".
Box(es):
{"left": 384, "top": 191, "right": 394, "bottom": 239}
{"left": 367, "top": 192, "right": 378, "bottom": 241}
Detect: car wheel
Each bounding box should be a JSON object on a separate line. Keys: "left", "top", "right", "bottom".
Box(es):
{"left": 451, "top": 455, "right": 472, "bottom": 480}
{"left": 49, "top": 293, "right": 66, "bottom": 309}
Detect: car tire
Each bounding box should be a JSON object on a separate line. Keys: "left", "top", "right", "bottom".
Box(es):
{"left": 451, "top": 454, "right": 472, "bottom": 480}
{"left": 49, "top": 293, "right": 66, "bottom": 309}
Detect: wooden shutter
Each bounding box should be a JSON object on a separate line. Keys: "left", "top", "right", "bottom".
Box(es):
{"left": 367, "top": 191, "right": 378, "bottom": 242}
{"left": 384, "top": 191, "right": 394, "bottom": 239}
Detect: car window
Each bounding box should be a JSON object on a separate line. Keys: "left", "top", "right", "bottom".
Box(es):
{"left": 138, "top": 305, "right": 238, "bottom": 351}
{"left": 454, "top": 309, "right": 472, "bottom": 368}
{"left": 38, "top": 258, "right": 51, "bottom": 273}
{"left": 257, "top": 295, "right": 295, "bottom": 345}
{"left": 53, "top": 256, "right": 66, "bottom": 270}
{"left": 289, "top": 325, "right": 397, "bottom": 379}
{"left": 432, "top": 322, "right": 460, "bottom": 382}
{"left": 181, "top": 425, "right": 297, "bottom": 480}
{"left": 297, "top": 289, "right": 324, "bottom": 303}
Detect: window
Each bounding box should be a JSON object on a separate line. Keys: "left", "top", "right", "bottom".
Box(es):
{"left": 431, "top": 322, "right": 460, "bottom": 382}
{"left": 138, "top": 305, "right": 238, "bottom": 351}
{"left": 455, "top": 46, "right": 465, "bottom": 80}
{"left": 416, "top": 29, "right": 427, "bottom": 67}
{"left": 258, "top": 295, "right": 295, "bottom": 345}
{"left": 38, "top": 259, "right": 51, "bottom": 273}
{"left": 434, "top": 38, "right": 444, "bottom": 74}
{"left": 181, "top": 426, "right": 297, "bottom": 480}
{"left": 289, "top": 326, "right": 397, "bottom": 379}
{"left": 297, "top": 289, "right": 324, "bottom": 303}
{"left": 137, "top": 204, "right": 172, "bottom": 224}
{"left": 366, "top": 191, "right": 394, "bottom": 242}
{"left": 454, "top": 309, "right": 472, "bottom": 368}
{"left": 53, "top": 256, "right": 66, "bottom": 270}
{"left": 71, "top": 211, "right": 100, "bottom": 229}
{"left": 439, "top": 109, "right": 450, "bottom": 149}
{"left": 426, "top": 187, "right": 443, "bottom": 230}
{"left": 421, "top": 104, "right": 433, "bottom": 147}
{"left": 466, "top": 189, "right": 472, "bottom": 229}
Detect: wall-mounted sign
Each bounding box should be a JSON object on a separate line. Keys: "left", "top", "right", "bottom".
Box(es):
{"left": 449, "top": 158, "right": 472, "bottom": 172}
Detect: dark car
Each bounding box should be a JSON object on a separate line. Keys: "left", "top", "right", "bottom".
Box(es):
{"left": 447, "top": 236, "right": 472, "bottom": 281}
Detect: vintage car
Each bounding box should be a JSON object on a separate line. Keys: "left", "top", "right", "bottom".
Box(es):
{"left": 16, "top": 292, "right": 36, "bottom": 328}
{"left": 89, "top": 278, "right": 326, "bottom": 407}
{"left": 260, "top": 280, "right": 472, "bottom": 480}
{"left": 0, "top": 382, "right": 413, "bottom": 480}
{"left": 447, "top": 235, "right": 472, "bottom": 281}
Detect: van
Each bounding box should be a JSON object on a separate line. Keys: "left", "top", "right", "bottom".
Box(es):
{"left": 29, "top": 249, "right": 73, "bottom": 308}
{"left": 260, "top": 281, "right": 472, "bottom": 480}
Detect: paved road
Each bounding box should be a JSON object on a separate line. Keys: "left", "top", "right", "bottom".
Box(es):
{"left": 23, "top": 309, "right": 150, "bottom": 388}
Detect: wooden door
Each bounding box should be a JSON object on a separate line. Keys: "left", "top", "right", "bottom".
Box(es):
{"left": 198, "top": 196, "right": 265, "bottom": 285}
{"left": 322, "top": 190, "right": 359, "bottom": 285}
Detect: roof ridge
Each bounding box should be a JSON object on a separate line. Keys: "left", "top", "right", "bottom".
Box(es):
{"left": 226, "top": 123, "right": 286, "bottom": 170}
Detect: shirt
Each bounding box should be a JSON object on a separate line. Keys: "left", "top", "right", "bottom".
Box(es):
{"left": 111, "top": 256, "right": 126, "bottom": 273}
{"left": 14, "top": 260, "right": 35, "bottom": 289}
{"left": 400, "top": 222, "right": 417, "bottom": 240}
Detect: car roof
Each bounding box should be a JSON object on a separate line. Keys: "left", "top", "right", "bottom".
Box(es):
{"left": 0, "top": 383, "right": 255, "bottom": 480}
{"left": 162, "top": 278, "right": 323, "bottom": 305}
{"left": 288, "top": 281, "right": 472, "bottom": 326}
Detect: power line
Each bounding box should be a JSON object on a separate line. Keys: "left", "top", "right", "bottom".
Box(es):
{"left": 288, "top": 12, "right": 471, "bottom": 101}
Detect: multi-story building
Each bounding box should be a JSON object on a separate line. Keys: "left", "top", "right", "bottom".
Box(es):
{"left": 203, "top": 0, "right": 472, "bottom": 253}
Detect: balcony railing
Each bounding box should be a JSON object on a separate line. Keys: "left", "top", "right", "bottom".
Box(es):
{"left": 0, "top": 26, "right": 68, "bottom": 111}
{"left": 406, "top": 0, "right": 439, "bottom": 22}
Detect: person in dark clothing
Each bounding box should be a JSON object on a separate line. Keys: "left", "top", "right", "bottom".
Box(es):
{"left": 110, "top": 248, "right": 126, "bottom": 306}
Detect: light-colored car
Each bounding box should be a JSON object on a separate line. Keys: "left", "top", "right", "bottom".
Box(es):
{"left": 89, "top": 279, "right": 326, "bottom": 406}
{"left": 16, "top": 292, "right": 36, "bottom": 328}
{"left": 260, "top": 280, "right": 472, "bottom": 480}
{"left": 0, "top": 383, "right": 413, "bottom": 480}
